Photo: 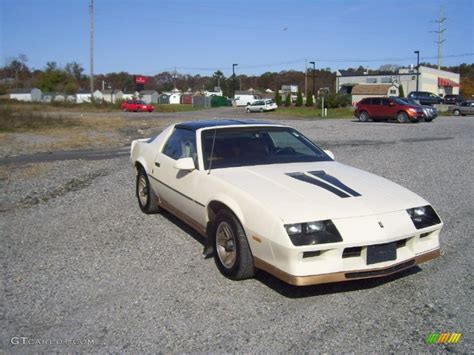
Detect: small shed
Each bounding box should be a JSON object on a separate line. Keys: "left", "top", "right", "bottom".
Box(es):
{"left": 193, "top": 95, "right": 211, "bottom": 108}
{"left": 122, "top": 91, "right": 139, "bottom": 101}
{"left": 168, "top": 93, "right": 182, "bottom": 104}
{"left": 351, "top": 84, "right": 399, "bottom": 104}
{"left": 10, "top": 88, "right": 42, "bottom": 102}
{"left": 98, "top": 89, "right": 123, "bottom": 103}
{"left": 76, "top": 91, "right": 92, "bottom": 103}
{"left": 140, "top": 90, "right": 158, "bottom": 104}
{"left": 158, "top": 93, "right": 170, "bottom": 104}
{"left": 180, "top": 94, "right": 193, "bottom": 104}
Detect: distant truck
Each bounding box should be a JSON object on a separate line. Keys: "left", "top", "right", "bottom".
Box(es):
{"left": 234, "top": 94, "right": 259, "bottom": 107}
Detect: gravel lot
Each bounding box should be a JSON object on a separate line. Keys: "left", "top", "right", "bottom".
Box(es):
{"left": 1, "top": 112, "right": 473, "bottom": 352}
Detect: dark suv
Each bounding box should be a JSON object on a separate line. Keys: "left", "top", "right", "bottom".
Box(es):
{"left": 407, "top": 91, "right": 443, "bottom": 106}
{"left": 443, "top": 94, "right": 464, "bottom": 105}
{"left": 354, "top": 97, "right": 424, "bottom": 123}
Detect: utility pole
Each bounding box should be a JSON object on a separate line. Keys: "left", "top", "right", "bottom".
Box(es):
{"left": 414, "top": 50, "right": 420, "bottom": 91}
{"left": 304, "top": 59, "right": 308, "bottom": 101}
{"left": 433, "top": 6, "right": 446, "bottom": 69}
{"left": 232, "top": 63, "right": 238, "bottom": 98}
{"left": 309, "top": 61, "right": 316, "bottom": 98}
{"left": 89, "top": 0, "right": 94, "bottom": 101}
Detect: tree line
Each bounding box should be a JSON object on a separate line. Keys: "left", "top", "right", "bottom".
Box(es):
{"left": 1, "top": 55, "right": 473, "bottom": 98}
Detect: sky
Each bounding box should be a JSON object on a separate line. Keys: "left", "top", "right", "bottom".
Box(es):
{"left": 1, "top": 0, "right": 473, "bottom": 77}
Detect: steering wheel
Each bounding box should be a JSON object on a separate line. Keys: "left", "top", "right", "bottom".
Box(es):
{"left": 275, "top": 147, "right": 296, "bottom": 155}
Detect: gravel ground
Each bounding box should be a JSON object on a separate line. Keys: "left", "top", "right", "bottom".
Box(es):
{"left": 1, "top": 115, "right": 473, "bottom": 353}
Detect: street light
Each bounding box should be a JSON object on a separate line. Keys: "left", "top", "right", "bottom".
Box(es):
{"left": 414, "top": 50, "right": 420, "bottom": 92}
{"left": 309, "top": 61, "right": 316, "bottom": 100}
{"left": 232, "top": 63, "right": 238, "bottom": 99}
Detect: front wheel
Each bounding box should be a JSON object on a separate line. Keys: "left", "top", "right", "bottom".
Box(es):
{"left": 453, "top": 109, "right": 461, "bottom": 116}
{"left": 397, "top": 112, "right": 409, "bottom": 123}
{"left": 246, "top": 108, "right": 250, "bottom": 113}
{"left": 259, "top": 108, "right": 264, "bottom": 113}
{"left": 212, "top": 210, "right": 254, "bottom": 280}
{"left": 424, "top": 118, "right": 433, "bottom": 122}
{"left": 136, "top": 168, "right": 160, "bottom": 214}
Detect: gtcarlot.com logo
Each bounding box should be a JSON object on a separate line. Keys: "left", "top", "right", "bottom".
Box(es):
{"left": 426, "top": 333, "right": 462, "bottom": 344}
{"left": 11, "top": 336, "right": 94, "bottom": 346}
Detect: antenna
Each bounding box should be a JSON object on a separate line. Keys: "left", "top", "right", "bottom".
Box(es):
{"left": 432, "top": 6, "right": 446, "bottom": 69}
{"left": 207, "top": 129, "right": 217, "bottom": 175}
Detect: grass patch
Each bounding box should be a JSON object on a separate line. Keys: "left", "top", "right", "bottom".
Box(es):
{"left": 270, "top": 106, "right": 355, "bottom": 119}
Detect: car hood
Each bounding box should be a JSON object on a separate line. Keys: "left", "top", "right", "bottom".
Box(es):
{"left": 212, "top": 161, "right": 427, "bottom": 223}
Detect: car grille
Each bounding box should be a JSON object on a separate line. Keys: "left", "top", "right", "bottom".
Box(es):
{"left": 345, "top": 259, "right": 415, "bottom": 279}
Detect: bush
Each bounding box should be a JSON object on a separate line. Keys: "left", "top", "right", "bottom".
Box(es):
{"left": 317, "top": 93, "right": 351, "bottom": 109}
{"left": 305, "top": 92, "right": 314, "bottom": 107}
{"left": 295, "top": 92, "right": 303, "bottom": 106}
{"left": 398, "top": 84, "right": 405, "bottom": 97}
{"left": 274, "top": 91, "right": 282, "bottom": 106}
{"left": 284, "top": 94, "right": 291, "bottom": 107}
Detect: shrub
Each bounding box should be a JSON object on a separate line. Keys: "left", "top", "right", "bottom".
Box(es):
{"left": 274, "top": 91, "right": 282, "bottom": 106}
{"left": 398, "top": 84, "right": 405, "bottom": 97}
{"left": 284, "top": 94, "right": 291, "bottom": 107}
{"left": 295, "top": 91, "right": 303, "bottom": 106}
{"left": 305, "top": 92, "right": 314, "bottom": 107}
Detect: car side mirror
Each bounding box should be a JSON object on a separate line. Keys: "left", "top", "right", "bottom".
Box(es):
{"left": 174, "top": 157, "right": 195, "bottom": 171}
{"left": 324, "top": 149, "right": 335, "bottom": 160}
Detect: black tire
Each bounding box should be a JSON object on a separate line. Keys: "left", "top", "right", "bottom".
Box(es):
{"left": 136, "top": 167, "right": 160, "bottom": 214}
{"left": 211, "top": 210, "right": 254, "bottom": 280}
{"left": 397, "top": 111, "right": 409, "bottom": 123}
{"left": 259, "top": 108, "right": 264, "bottom": 113}
{"left": 453, "top": 109, "right": 461, "bottom": 116}
{"left": 358, "top": 111, "right": 369, "bottom": 122}
{"left": 123, "top": 108, "right": 128, "bottom": 112}
{"left": 424, "top": 118, "right": 432, "bottom": 122}
{"left": 246, "top": 107, "right": 250, "bottom": 113}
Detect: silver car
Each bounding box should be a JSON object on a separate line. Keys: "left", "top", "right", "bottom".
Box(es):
{"left": 246, "top": 99, "right": 278, "bottom": 113}
{"left": 448, "top": 101, "right": 474, "bottom": 116}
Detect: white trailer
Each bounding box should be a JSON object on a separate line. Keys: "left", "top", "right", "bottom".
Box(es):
{"left": 234, "top": 94, "right": 259, "bottom": 106}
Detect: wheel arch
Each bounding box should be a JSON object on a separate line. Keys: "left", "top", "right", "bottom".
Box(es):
{"left": 207, "top": 198, "right": 245, "bottom": 228}
{"left": 134, "top": 158, "right": 149, "bottom": 175}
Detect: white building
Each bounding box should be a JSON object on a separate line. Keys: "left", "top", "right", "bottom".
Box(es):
{"left": 336, "top": 66, "right": 460, "bottom": 98}
{"left": 350, "top": 84, "right": 399, "bottom": 104}
{"left": 93, "top": 89, "right": 123, "bottom": 103}
{"left": 122, "top": 91, "right": 139, "bottom": 101}
{"left": 10, "top": 88, "right": 42, "bottom": 102}
{"left": 76, "top": 91, "right": 92, "bottom": 103}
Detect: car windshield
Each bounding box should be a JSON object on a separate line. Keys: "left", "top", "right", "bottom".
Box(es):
{"left": 201, "top": 127, "right": 331, "bottom": 169}
{"left": 391, "top": 97, "right": 411, "bottom": 105}
{"left": 137, "top": 100, "right": 146, "bottom": 104}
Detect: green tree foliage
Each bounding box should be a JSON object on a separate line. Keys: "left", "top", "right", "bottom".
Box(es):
{"left": 317, "top": 93, "right": 351, "bottom": 108}
{"left": 306, "top": 92, "right": 314, "bottom": 107}
{"left": 274, "top": 90, "right": 282, "bottom": 106}
{"left": 284, "top": 93, "right": 291, "bottom": 107}
{"left": 398, "top": 84, "right": 405, "bottom": 97}
{"left": 295, "top": 91, "right": 303, "bottom": 106}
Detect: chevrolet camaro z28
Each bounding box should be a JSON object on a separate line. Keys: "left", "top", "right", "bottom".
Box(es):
{"left": 130, "top": 119, "right": 442, "bottom": 286}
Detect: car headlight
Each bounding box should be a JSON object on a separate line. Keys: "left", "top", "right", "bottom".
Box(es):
{"left": 284, "top": 220, "right": 343, "bottom": 246}
{"left": 406, "top": 205, "right": 441, "bottom": 229}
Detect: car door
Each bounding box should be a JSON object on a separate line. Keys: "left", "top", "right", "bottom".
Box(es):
{"left": 466, "top": 102, "right": 474, "bottom": 115}
{"left": 382, "top": 98, "right": 398, "bottom": 118}
{"left": 150, "top": 128, "right": 206, "bottom": 228}
{"left": 370, "top": 98, "right": 382, "bottom": 118}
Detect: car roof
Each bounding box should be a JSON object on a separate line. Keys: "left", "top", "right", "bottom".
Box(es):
{"left": 175, "top": 119, "right": 277, "bottom": 131}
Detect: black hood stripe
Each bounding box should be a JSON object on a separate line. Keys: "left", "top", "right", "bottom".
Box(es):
{"left": 286, "top": 172, "right": 351, "bottom": 198}
{"left": 308, "top": 171, "right": 361, "bottom": 197}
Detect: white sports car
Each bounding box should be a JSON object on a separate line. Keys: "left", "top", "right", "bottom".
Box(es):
{"left": 130, "top": 119, "right": 442, "bottom": 286}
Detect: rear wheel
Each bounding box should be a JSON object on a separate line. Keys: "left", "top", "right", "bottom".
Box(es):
{"left": 453, "top": 109, "right": 461, "bottom": 116}
{"left": 212, "top": 210, "right": 254, "bottom": 280}
{"left": 246, "top": 107, "right": 250, "bottom": 113}
{"left": 136, "top": 167, "right": 160, "bottom": 214}
{"left": 259, "top": 108, "right": 264, "bottom": 112}
{"left": 397, "top": 112, "right": 409, "bottom": 123}
{"left": 424, "top": 118, "right": 433, "bottom": 122}
{"left": 123, "top": 108, "right": 128, "bottom": 112}
{"left": 358, "top": 111, "right": 369, "bottom": 122}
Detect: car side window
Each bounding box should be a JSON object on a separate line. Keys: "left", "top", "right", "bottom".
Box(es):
{"left": 372, "top": 98, "right": 381, "bottom": 105}
{"left": 381, "top": 98, "right": 390, "bottom": 106}
{"left": 162, "top": 128, "right": 197, "bottom": 164}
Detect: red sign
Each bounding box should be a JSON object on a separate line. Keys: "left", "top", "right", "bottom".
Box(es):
{"left": 135, "top": 75, "right": 147, "bottom": 84}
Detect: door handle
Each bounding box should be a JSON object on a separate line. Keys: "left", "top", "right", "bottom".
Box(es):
{"left": 155, "top": 162, "right": 160, "bottom": 167}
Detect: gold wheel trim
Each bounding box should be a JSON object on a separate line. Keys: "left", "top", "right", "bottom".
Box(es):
{"left": 216, "top": 221, "right": 237, "bottom": 269}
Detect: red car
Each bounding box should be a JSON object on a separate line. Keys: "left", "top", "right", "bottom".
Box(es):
{"left": 354, "top": 97, "right": 424, "bottom": 123}
{"left": 121, "top": 100, "right": 154, "bottom": 113}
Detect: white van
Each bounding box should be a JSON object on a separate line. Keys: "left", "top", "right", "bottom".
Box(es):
{"left": 234, "top": 94, "right": 259, "bottom": 107}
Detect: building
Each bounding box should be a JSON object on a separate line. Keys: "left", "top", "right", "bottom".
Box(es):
{"left": 122, "top": 91, "right": 139, "bottom": 101}
{"left": 350, "top": 84, "right": 399, "bottom": 104}
{"left": 93, "top": 89, "right": 123, "bottom": 103}
{"left": 9, "top": 88, "right": 42, "bottom": 102}
{"left": 336, "top": 66, "right": 460, "bottom": 98}
{"left": 76, "top": 91, "right": 92, "bottom": 103}
{"left": 140, "top": 90, "right": 158, "bottom": 104}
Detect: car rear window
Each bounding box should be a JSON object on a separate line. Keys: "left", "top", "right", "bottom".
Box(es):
{"left": 371, "top": 98, "right": 382, "bottom": 105}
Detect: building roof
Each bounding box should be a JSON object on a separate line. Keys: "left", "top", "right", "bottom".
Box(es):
{"left": 10, "top": 88, "right": 37, "bottom": 94}
{"left": 175, "top": 119, "right": 276, "bottom": 131}
{"left": 351, "top": 84, "right": 394, "bottom": 95}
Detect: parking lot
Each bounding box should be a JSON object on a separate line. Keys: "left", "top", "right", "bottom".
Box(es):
{"left": 1, "top": 111, "right": 473, "bottom": 352}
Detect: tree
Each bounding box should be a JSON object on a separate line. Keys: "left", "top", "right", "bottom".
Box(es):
{"left": 284, "top": 93, "right": 291, "bottom": 107}
{"left": 398, "top": 84, "right": 405, "bottom": 97}
{"left": 306, "top": 91, "right": 314, "bottom": 107}
{"left": 274, "top": 90, "right": 282, "bottom": 106}
{"left": 65, "top": 62, "right": 84, "bottom": 82}
{"left": 295, "top": 91, "right": 303, "bottom": 106}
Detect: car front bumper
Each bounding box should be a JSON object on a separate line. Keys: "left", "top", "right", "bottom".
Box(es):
{"left": 254, "top": 248, "right": 439, "bottom": 286}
